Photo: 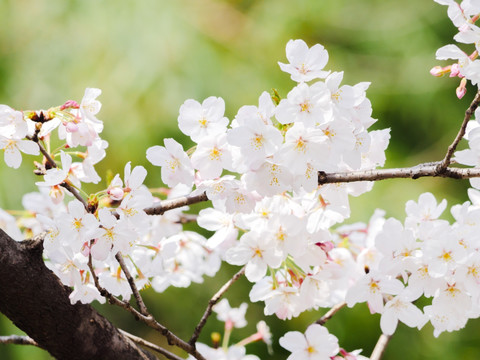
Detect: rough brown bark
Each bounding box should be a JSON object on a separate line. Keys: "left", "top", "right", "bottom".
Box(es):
{"left": 0, "top": 229, "right": 157, "bottom": 360}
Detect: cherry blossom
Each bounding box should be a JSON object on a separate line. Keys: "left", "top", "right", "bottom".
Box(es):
{"left": 146, "top": 138, "right": 194, "bottom": 187}
{"left": 278, "top": 39, "right": 330, "bottom": 83}
{"left": 178, "top": 96, "right": 229, "bottom": 142}
{"left": 279, "top": 324, "right": 339, "bottom": 360}
{"left": 0, "top": 136, "right": 39, "bottom": 169}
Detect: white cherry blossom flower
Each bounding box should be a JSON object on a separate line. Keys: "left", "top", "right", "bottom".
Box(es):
{"left": 232, "top": 91, "right": 275, "bottom": 127}
{"left": 0, "top": 105, "right": 27, "bottom": 138}
{"left": 275, "top": 82, "right": 331, "bottom": 127}
{"left": 277, "top": 122, "right": 327, "bottom": 175}
{"left": 0, "top": 136, "right": 39, "bottom": 169}
{"left": 380, "top": 290, "right": 426, "bottom": 335}
{"left": 197, "top": 207, "right": 238, "bottom": 249}
{"left": 90, "top": 208, "right": 137, "bottom": 261}
{"left": 244, "top": 160, "right": 292, "bottom": 197}
{"left": 278, "top": 39, "right": 330, "bottom": 82}
{"left": 227, "top": 119, "right": 283, "bottom": 171}
{"left": 146, "top": 138, "right": 194, "bottom": 187}
{"left": 188, "top": 343, "right": 260, "bottom": 360}
{"left": 345, "top": 270, "right": 404, "bottom": 314}
{"left": 178, "top": 96, "right": 229, "bottom": 142}
{"left": 213, "top": 298, "right": 248, "bottom": 328}
{"left": 78, "top": 87, "right": 103, "bottom": 132}
{"left": 279, "top": 324, "right": 339, "bottom": 360}
{"left": 225, "top": 229, "right": 283, "bottom": 282}
{"left": 36, "top": 151, "right": 72, "bottom": 187}
{"left": 56, "top": 199, "right": 99, "bottom": 252}
{"left": 191, "top": 133, "right": 232, "bottom": 179}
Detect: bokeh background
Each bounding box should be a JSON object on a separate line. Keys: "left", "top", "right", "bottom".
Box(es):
{"left": 0, "top": 0, "right": 478, "bottom": 359}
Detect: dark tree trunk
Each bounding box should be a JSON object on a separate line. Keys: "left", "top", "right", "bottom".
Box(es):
{"left": 0, "top": 229, "right": 157, "bottom": 360}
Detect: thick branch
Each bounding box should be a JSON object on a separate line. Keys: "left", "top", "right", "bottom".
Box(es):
{"left": 437, "top": 91, "right": 480, "bottom": 173}
{"left": 189, "top": 266, "right": 246, "bottom": 346}
{"left": 318, "top": 164, "right": 480, "bottom": 184}
{"left": 0, "top": 229, "right": 157, "bottom": 360}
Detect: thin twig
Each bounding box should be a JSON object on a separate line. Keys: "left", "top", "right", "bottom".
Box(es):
{"left": 115, "top": 252, "right": 149, "bottom": 316}
{"left": 61, "top": 181, "right": 89, "bottom": 210}
{"left": 88, "top": 253, "right": 143, "bottom": 316}
{"left": 177, "top": 213, "right": 198, "bottom": 224}
{"left": 370, "top": 334, "right": 391, "bottom": 360}
{"left": 189, "top": 266, "right": 246, "bottom": 346}
{"left": 31, "top": 137, "right": 89, "bottom": 210}
{"left": 318, "top": 165, "right": 480, "bottom": 184}
{"left": 29, "top": 136, "right": 58, "bottom": 169}
{"left": 144, "top": 192, "right": 208, "bottom": 216}
{"left": 437, "top": 90, "right": 480, "bottom": 173}
{"left": 119, "top": 330, "right": 183, "bottom": 360}
{"left": 0, "top": 335, "right": 40, "bottom": 347}
{"left": 315, "top": 302, "right": 346, "bottom": 325}
{"left": 87, "top": 254, "right": 206, "bottom": 360}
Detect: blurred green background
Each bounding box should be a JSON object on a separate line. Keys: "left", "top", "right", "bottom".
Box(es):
{"left": 0, "top": 0, "right": 478, "bottom": 359}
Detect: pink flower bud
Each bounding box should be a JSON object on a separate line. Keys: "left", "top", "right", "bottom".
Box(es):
{"left": 456, "top": 78, "right": 467, "bottom": 99}
{"left": 108, "top": 187, "right": 124, "bottom": 201}
{"left": 60, "top": 100, "right": 80, "bottom": 110}
{"left": 430, "top": 66, "right": 444, "bottom": 77}
{"left": 450, "top": 63, "right": 460, "bottom": 77}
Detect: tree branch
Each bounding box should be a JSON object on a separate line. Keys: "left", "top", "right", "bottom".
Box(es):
{"left": 115, "top": 252, "right": 149, "bottom": 316}
{"left": 29, "top": 135, "right": 58, "bottom": 169}
{"left": 142, "top": 164, "right": 480, "bottom": 220}
{"left": 144, "top": 192, "right": 208, "bottom": 215}
{"left": 318, "top": 164, "right": 480, "bottom": 184}
{"left": 87, "top": 253, "right": 207, "bottom": 360}
{"left": 0, "top": 335, "right": 39, "bottom": 348}
{"left": 370, "top": 334, "right": 391, "bottom": 360}
{"left": 119, "top": 330, "right": 184, "bottom": 360}
{"left": 315, "top": 302, "right": 346, "bottom": 325}
{"left": 31, "top": 138, "right": 90, "bottom": 210}
{"left": 189, "top": 266, "right": 246, "bottom": 346}
{"left": 437, "top": 90, "right": 480, "bottom": 173}
{"left": 0, "top": 230, "right": 157, "bottom": 360}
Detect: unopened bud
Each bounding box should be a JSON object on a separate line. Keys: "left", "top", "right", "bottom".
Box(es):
{"left": 456, "top": 78, "right": 468, "bottom": 99}
{"left": 60, "top": 100, "right": 80, "bottom": 110}
{"left": 450, "top": 63, "right": 461, "bottom": 77}
{"left": 211, "top": 332, "right": 221, "bottom": 348}
{"left": 430, "top": 66, "right": 445, "bottom": 77}
{"left": 108, "top": 187, "right": 124, "bottom": 201}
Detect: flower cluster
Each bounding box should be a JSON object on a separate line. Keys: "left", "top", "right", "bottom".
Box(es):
{"left": 280, "top": 324, "right": 368, "bottom": 360}
{"left": 343, "top": 191, "right": 480, "bottom": 337}
{"left": 0, "top": 90, "right": 223, "bottom": 307}
{"left": 188, "top": 299, "right": 271, "bottom": 360}
{"left": 3, "top": 1, "right": 480, "bottom": 357}
{"left": 145, "top": 40, "right": 389, "bottom": 323}
{"left": 431, "top": 0, "right": 480, "bottom": 98}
